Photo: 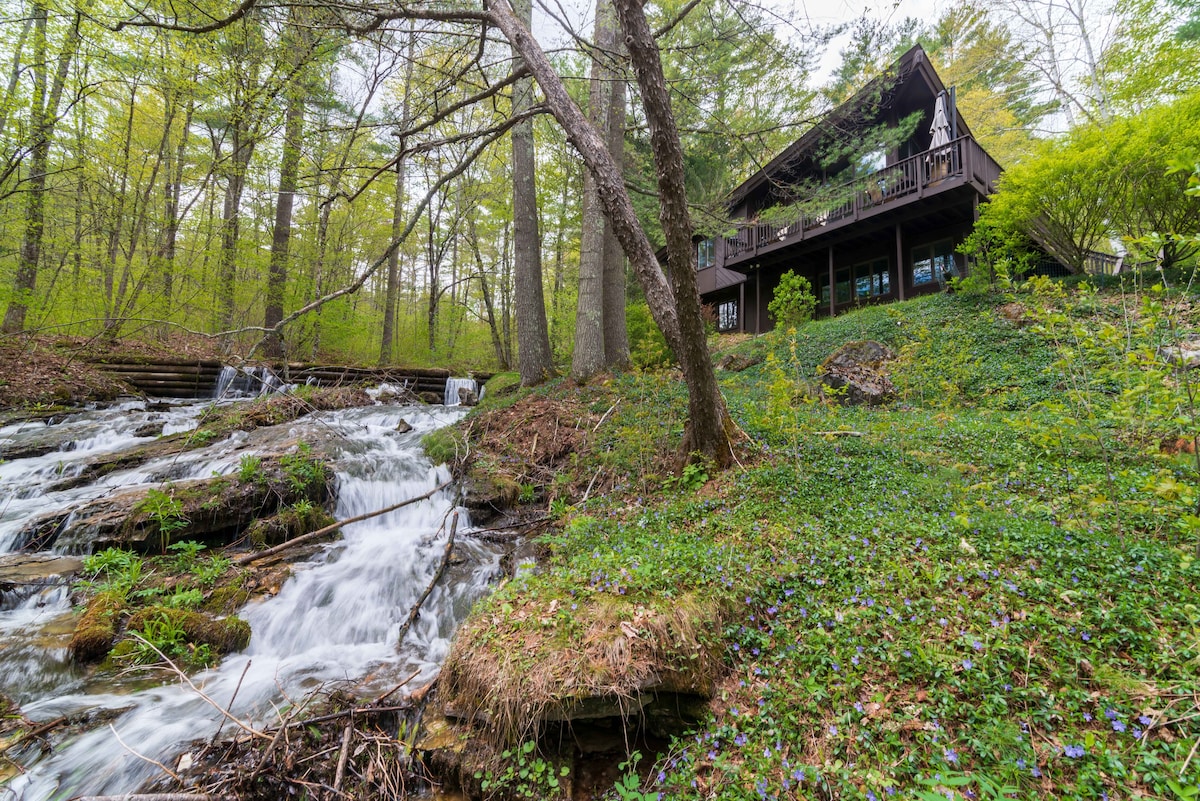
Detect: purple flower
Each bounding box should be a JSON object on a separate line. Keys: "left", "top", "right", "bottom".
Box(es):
{"left": 734, "top": 733, "right": 747, "bottom": 746}
{"left": 1083, "top": 712, "right": 1093, "bottom": 722}
{"left": 1063, "top": 744, "right": 1085, "bottom": 758}
{"left": 972, "top": 640, "right": 983, "bottom": 651}
{"left": 1111, "top": 720, "right": 1127, "bottom": 733}
{"left": 945, "top": 748, "right": 959, "bottom": 764}
{"left": 962, "top": 659, "right": 973, "bottom": 670}
{"left": 828, "top": 725, "right": 838, "bottom": 736}
{"left": 1105, "top": 707, "right": 1119, "bottom": 720}
{"left": 1138, "top": 715, "right": 1153, "bottom": 726}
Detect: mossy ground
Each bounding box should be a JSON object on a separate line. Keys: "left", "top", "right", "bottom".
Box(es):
{"left": 447, "top": 287, "right": 1200, "bottom": 800}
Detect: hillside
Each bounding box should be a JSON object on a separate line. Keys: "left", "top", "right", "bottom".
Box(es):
{"left": 437, "top": 283, "right": 1200, "bottom": 800}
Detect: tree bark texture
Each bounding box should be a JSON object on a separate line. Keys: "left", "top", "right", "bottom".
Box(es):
{"left": 509, "top": 0, "right": 555, "bottom": 386}
{"left": 380, "top": 33, "right": 414, "bottom": 365}
{"left": 601, "top": 42, "right": 630, "bottom": 369}
{"left": 570, "top": 0, "right": 619, "bottom": 382}
{"left": 610, "top": 0, "right": 730, "bottom": 465}
{"left": 264, "top": 46, "right": 308, "bottom": 359}
{"left": 3, "top": 4, "right": 80, "bottom": 333}
{"left": 487, "top": 0, "right": 681, "bottom": 354}
{"left": 489, "top": 0, "right": 731, "bottom": 465}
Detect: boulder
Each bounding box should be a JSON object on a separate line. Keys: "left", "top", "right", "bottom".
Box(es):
{"left": 394, "top": 418, "right": 413, "bottom": 434}
{"left": 716, "top": 352, "right": 763, "bottom": 372}
{"left": 457, "top": 388, "right": 479, "bottom": 406}
{"left": 818, "top": 340, "right": 896, "bottom": 406}
{"left": 1159, "top": 341, "right": 1200, "bottom": 369}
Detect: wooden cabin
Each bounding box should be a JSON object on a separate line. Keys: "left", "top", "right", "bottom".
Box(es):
{"left": 697, "top": 44, "right": 1003, "bottom": 333}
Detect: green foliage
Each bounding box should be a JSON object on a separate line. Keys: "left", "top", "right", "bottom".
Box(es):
{"left": 138, "top": 486, "right": 189, "bottom": 552}
{"left": 973, "top": 92, "right": 1200, "bottom": 275}
{"left": 625, "top": 301, "right": 673, "bottom": 370}
{"left": 80, "top": 548, "right": 144, "bottom": 595}
{"left": 459, "top": 288, "right": 1200, "bottom": 800}
{"left": 664, "top": 459, "right": 709, "bottom": 493}
{"left": 472, "top": 740, "right": 570, "bottom": 799}
{"left": 167, "top": 540, "right": 205, "bottom": 571}
{"left": 608, "top": 752, "right": 657, "bottom": 801}
{"left": 237, "top": 455, "right": 265, "bottom": 483}
{"left": 766, "top": 271, "right": 817, "bottom": 329}
{"left": 279, "top": 443, "right": 324, "bottom": 493}
{"left": 422, "top": 427, "right": 464, "bottom": 465}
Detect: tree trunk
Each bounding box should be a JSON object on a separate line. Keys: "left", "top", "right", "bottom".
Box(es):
{"left": 489, "top": 0, "right": 732, "bottom": 466}
{"left": 611, "top": 0, "right": 729, "bottom": 464}
{"left": 509, "top": 0, "right": 554, "bottom": 386}
{"left": 601, "top": 31, "right": 630, "bottom": 370}
{"left": 159, "top": 98, "right": 193, "bottom": 312}
{"left": 263, "top": 82, "right": 306, "bottom": 358}
{"left": 571, "top": 0, "right": 617, "bottom": 382}
{"left": 2, "top": 4, "right": 80, "bottom": 333}
{"left": 217, "top": 123, "right": 253, "bottom": 334}
{"left": 380, "top": 34, "right": 415, "bottom": 365}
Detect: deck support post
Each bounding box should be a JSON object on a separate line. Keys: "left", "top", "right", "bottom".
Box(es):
{"left": 895, "top": 224, "right": 905, "bottom": 301}
{"left": 827, "top": 246, "right": 835, "bottom": 317}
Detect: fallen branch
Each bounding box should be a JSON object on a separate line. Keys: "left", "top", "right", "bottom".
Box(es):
{"left": 396, "top": 512, "right": 458, "bottom": 647}
{"left": 73, "top": 795, "right": 225, "bottom": 801}
{"left": 235, "top": 480, "right": 451, "bottom": 566}
{"left": 125, "top": 633, "right": 270, "bottom": 742}
{"left": 332, "top": 723, "right": 353, "bottom": 792}
{"left": 813, "top": 430, "right": 865, "bottom": 437}
{"left": 0, "top": 716, "right": 65, "bottom": 756}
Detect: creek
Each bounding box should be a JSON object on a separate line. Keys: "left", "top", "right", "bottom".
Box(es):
{"left": 0, "top": 390, "right": 500, "bottom": 799}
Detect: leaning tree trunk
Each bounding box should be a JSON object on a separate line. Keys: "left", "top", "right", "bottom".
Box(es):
{"left": 509, "top": 0, "right": 554, "bottom": 386}
{"left": 489, "top": 0, "right": 732, "bottom": 466}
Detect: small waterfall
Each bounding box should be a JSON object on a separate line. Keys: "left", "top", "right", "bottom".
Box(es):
{"left": 443, "top": 376, "right": 479, "bottom": 406}
{"left": 212, "top": 365, "right": 286, "bottom": 399}
{"left": 0, "top": 402, "right": 501, "bottom": 799}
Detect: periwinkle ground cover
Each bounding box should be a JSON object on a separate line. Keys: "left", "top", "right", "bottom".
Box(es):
{"left": 464, "top": 288, "right": 1200, "bottom": 800}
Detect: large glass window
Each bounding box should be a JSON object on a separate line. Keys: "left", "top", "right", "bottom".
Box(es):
{"left": 817, "top": 272, "right": 831, "bottom": 307}
{"left": 697, "top": 238, "right": 715, "bottom": 270}
{"left": 849, "top": 258, "right": 890, "bottom": 300}
{"left": 912, "top": 239, "right": 958, "bottom": 286}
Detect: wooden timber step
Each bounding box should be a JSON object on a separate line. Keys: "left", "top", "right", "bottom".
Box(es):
{"left": 91, "top": 358, "right": 491, "bottom": 402}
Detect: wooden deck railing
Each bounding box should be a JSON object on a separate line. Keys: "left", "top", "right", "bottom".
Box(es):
{"left": 717, "top": 136, "right": 1001, "bottom": 269}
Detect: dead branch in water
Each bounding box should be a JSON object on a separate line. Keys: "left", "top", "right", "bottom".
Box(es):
{"left": 396, "top": 511, "right": 458, "bottom": 648}
{"left": 234, "top": 480, "right": 452, "bottom": 566}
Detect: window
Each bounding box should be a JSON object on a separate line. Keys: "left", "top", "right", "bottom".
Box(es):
{"left": 853, "top": 258, "right": 890, "bottom": 300}
{"left": 835, "top": 268, "right": 852, "bottom": 304}
{"left": 817, "top": 272, "right": 831, "bottom": 306}
{"left": 912, "top": 240, "right": 958, "bottom": 286}
{"left": 697, "top": 238, "right": 715, "bottom": 270}
{"left": 718, "top": 300, "right": 738, "bottom": 331}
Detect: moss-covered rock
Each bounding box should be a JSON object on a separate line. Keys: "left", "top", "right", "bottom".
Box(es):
{"left": 68, "top": 590, "right": 126, "bottom": 663}
{"left": 124, "top": 606, "right": 251, "bottom": 654}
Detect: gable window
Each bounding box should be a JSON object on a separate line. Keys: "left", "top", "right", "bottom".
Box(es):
{"left": 853, "top": 258, "right": 890, "bottom": 299}
{"left": 912, "top": 239, "right": 958, "bottom": 286}
{"left": 718, "top": 300, "right": 739, "bottom": 331}
{"left": 697, "top": 238, "right": 715, "bottom": 270}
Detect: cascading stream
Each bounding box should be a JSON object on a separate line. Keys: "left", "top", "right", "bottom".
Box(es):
{"left": 0, "top": 400, "right": 499, "bottom": 800}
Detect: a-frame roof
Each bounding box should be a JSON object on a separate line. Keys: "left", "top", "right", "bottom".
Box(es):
{"left": 727, "top": 44, "right": 974, "bottom": 208}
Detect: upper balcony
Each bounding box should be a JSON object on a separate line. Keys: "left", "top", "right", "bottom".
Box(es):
{"left": 710, "top": 136, "right": 1001, "bottom": 271}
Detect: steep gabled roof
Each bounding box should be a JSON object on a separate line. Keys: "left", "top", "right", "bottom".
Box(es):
{"left": 727, "top": 44, "right": 973, "bottom": 208}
